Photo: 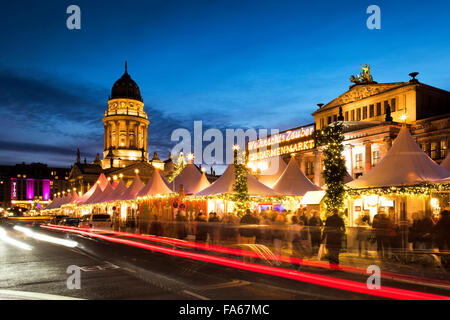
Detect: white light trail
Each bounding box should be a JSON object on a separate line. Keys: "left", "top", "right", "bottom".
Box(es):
{"left": 13, "top": 226, "right": 78, "bottom": 248}
{"left": 0, "top": 227, "right": 33, "bottom": 251}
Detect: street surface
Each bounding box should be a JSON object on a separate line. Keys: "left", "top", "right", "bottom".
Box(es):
{"left": 1, "top": 222, "right": 449, "bottom": 300}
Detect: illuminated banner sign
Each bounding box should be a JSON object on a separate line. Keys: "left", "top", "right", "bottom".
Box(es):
{"left": 247, "top": 124, "right": 315, "bottom": 162}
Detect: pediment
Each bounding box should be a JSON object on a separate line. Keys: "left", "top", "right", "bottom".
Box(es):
{"left": 315, "top": 82, "right": 408, "bottom": 114}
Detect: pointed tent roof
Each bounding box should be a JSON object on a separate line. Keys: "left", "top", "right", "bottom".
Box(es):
{"left": 171, "top": 163, "right": 203, "bottom": 194}
{"left": 137, "top": 169, "right": 173, "bottom": 197}
{"left": 191, "top": 171, "right": 211, "bottom": 194}
{"left": 257, "top": 157, "right": 288, "bottom": 187}
{"left": 111, "top": 180, "right": 119, "bottom": 189}
{"left": 46, "top": 195, "right": 65, "bottom": 209}
{"left": 80, "top": 184, "right": 104, "bottom": 205}
{"left": 103, "top": 179, "right": 128, "bottom": 202}
{"left": 440, "top": 152, "right": 450, "bottom": 172}
{"left": 194, "top": 164, "right": 279, "bottom": 196}
{"left": 347, "top": 126, "right": 450, "bottom": 189}
{"left": 272, "top": 157, "right": 321, "bottom": 196}
{"left": 89, "top": 183, "right": 115, "bottom": 204}
{"left": 120, "top": 174, "right": 145, "bottom": 200}
{"left": 97, "top": 173, "right": 109, "bottom": 191}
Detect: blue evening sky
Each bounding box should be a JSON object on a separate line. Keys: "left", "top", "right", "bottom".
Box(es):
{"left": 0, "top": 0, "right": 449, "bottom": 170}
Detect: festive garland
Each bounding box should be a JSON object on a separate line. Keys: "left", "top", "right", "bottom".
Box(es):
{"left": 315, "top": 122, "right": 347, "bottom": 211}
{"left": 345, "top": 182, "right": 450, "bottom": 197}
{"left": 231, "top": 150, "right": 250, "bottom": 212}
{"left": 167, "top": 153, "right": 186, "bottom": 182}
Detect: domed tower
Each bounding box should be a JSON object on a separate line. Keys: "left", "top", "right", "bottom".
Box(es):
{"left": 102, "top": 62, "right": 150, "bottom": 169}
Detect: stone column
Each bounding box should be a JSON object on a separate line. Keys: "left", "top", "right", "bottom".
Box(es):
{"left": 115, "top": 121, "right": 120, "bottom": 149}
{"left": 125, "top": 120, "right": 130, "bottom": 148}
{"left": 104, "top": 124, "right": 107, "bottom": 150}
{"left": 346, "top": 144, "right": 354, "bottom": 178}
{"left": 364, "top": 140, "right": 372, "bottom": 173}
{"left": 144, "top": 124, "right": 148, "bottom": 152}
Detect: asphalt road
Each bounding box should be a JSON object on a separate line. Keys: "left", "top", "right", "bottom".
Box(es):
{"left": 1, "top": 223, "right": 449, "bottom": 300}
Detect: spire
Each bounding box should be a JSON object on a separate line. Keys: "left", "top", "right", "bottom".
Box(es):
{"left": 125, "top": 60, "right": 128, "bottom": 74}
{"left": 77, "top": 148, "right": 81, "bottom": 163}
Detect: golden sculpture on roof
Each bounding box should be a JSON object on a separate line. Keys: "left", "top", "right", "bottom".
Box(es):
{"left": 350, "top": 64, "right": 374, "bottom": 84}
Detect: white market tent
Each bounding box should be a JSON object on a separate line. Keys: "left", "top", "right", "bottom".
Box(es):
{"left": 440, "top": 152, "right": 450, "bottom": 172}
{"left": 272, "top": 157, "right": 321, "bottom": 196}
{"left": 76, "top": 173, "right": 109, "bottom": 204}
{"left": 119, "top": 174, "right": 145, "bottom": 200}
{"left": 171, "top": 163, "right": 203, "bottom": 194}
{"left": 78, "top": 183, "right": 104, "bottom": 205}
{"left": 46, "top": 194, "right": 66, "bottom": 209}
{"left": 88, "top": 182, "right": 114, "bottom": 204}
{"left": 137, "top": 169, "right": 174, "bottom": 197}
{"left": 347, "top": 126, "right": 450, "bottom": 189}
{"left": 191, "top": 171, "right": 211, "bottom": 194}
{"left": 257, "top": 156, "right": 288, "bottom": 187}
{"left": 194, "top": 164, "right": 280, "bottom": 196}
{"left": 300, "top": 190, "right": 326, "bottom": 205}
{"left": 103, "top": 179, "right": 128, "bottom": 202}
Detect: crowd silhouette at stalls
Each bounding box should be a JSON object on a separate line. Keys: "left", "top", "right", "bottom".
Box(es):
{"left": 112, "top": 207, "right": 450, "bottom": 270}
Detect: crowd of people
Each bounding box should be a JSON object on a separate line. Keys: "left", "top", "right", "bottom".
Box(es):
{"left": 134, "top": 206, "right": 450, "bottom": 269}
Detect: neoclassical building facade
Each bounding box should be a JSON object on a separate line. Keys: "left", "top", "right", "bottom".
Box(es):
{"left": 247, "top": 67, "right": 450, "bottom": 187}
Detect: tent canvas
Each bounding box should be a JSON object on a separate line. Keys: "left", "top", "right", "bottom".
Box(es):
{"left": 120, "top": 174, "right": 145, "bottom": 200}
{"left": 171, "top": 163, "right": 203, "bottom": 194}
{"left": 137, "top": 169, "right": 173, "bottom": 196}
{"left": 256, "top": 157, "right": 288, "bottom": 187}
{"left": 347, "top": 126, "right": 450, "bottom": 189}
{"left": 79, "top": 183, "right": 104, "bottom": 205}
{"left": 89, "top": 182, "right": 115, "bottom": 204}
{"left": 194, "top": 164, "right": 280, "bottom": 196}
{"left": 191, "top": 172, "right": 211, "bottom": 194}
{"left": 440, "top": 152, "right": 450, "bottom": 172}
{"left": 272, "top": 157, "right": 321, "bottom": 196}
{"left": 103, "top": 179, "right": 128, "bottom": 202}
{"left": 300, "top": 190, "right": 326, "bottom": 205}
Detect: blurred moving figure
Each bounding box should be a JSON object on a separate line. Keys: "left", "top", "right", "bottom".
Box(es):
{"left": 323, "top": 209, "right": 346, "bottom": 266}
{"left": 355, "top": 211, "right": 371, "bottom": 258}
{"left": 308, "top": 210, "right": 323, "bottom": 255}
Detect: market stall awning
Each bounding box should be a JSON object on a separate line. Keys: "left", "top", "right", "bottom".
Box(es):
{"left": 138, "top": 169, "right": 173, "bottom": 196}
{"left": 119, "top": 174, "right": 145, "bottom": 200}
{"left": 194, "top": 164, "right": 280, "bottom": 196}
{"left": 272, "top": 157, "right": 321, "bottom": 196}
{"left": 255, "top": 156, "right": 287, "bottom": 188}
{"left": 103, "top": 179, "right": 128, "bottom": 202}
{"left": 347, "top": 125, "right": 450, "bottom": 189}
{"left": 300, "top": 190, "right": 326, "bottom": 205}
{"left": 191, "top": 171, "right": 211, "bottom": 194}
{"left": 171, "top": 163, "right": 203, "bottom": 194}
{"left": 440, "top": 151, "right": 450, "bottom": 172}
{"left": 88, "top": 182, "right": 114, "bottom": 204}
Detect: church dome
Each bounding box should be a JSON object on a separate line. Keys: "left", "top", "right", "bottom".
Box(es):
{"left": 110, "top": 62, "right": 143, "bottom": 102}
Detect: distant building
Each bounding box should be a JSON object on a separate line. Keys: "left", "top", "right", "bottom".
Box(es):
{"left": 0, "top": 163, "right": 70, "bottom": 209}
{"left": 68, "top": 63, "right": 174, "bottom": 192}
{"left": 247, "top": 67, "right": 450, "bottom": 186}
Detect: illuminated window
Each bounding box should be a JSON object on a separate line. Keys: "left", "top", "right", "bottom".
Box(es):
{"left": 351, "top": 110, "right": 355, "bottom": 121}
{"left": 356, "top": 108, "right": 361, "bottom": 121}
{"left": 369, "top": 104, "right": 374, "bottom": 118}
{"left": 372, "top": 150, "right": 381, "bottom": 166}
{"left": 344, "top": 111, "right": 349, "bottom": 121}
{"left": 430, "top": 142, "right": 438, "bottom": 160}
{"left": 440, "top": 140, "right": 447, "bottom": 159}
{"left": 333, "top": 114, "right": 337, "bottom": 122}
{"left": 391, "top": 98, "right": 396, "bottom": 112}
{"left": 327, "top": 116, "right": 332, "bottom": 125}
{"left": 383, "top": 100, "right": 389, "bottom": 114}
{"left": 355, "top": 153, "right": 363, "bottom": 170}
{"left": 376, "top": 103, "right": 382, "bottom": 116}
{"left": 362, "top": 106, "right": 367, "bottom": 119}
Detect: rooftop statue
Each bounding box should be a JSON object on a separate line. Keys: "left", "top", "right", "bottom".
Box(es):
{"left": 350, "top": 64, "right": 374, "bottom": 84}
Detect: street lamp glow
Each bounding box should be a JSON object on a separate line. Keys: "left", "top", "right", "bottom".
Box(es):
{"left": 233, "top": 144, "right": 240, "bottom": 151}
{"left": 400, "top": 114, "right": 408, "bottom": 122}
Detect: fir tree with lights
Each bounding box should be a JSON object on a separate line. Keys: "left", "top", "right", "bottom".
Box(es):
{"left": 232, "top": 146, "right": 250, "bottom": 213}
{"left": 167, "top": 153, "right": 186, "bottom": 182}
{"left": 315, "top": 121, "right": 346, "bottom": 211}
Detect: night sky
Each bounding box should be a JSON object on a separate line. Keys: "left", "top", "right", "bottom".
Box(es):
{"left": 0, "top": 0, "right": 449, "bottom": 171}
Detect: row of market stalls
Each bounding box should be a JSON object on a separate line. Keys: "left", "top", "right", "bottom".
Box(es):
{"left": 43, "top": 125, "right": 450, "bottom": 227}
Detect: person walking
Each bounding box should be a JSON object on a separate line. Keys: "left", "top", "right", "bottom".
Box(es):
{"left": 355, "top": 212, "right": 371, "bottom": 258}
{"left": 433, "top": 210, "right": 450, "bottom": 268}
{"left": 323, "top": 208, "right": 346, "bottom": 268}
{"left": 271, "top": 213, "right": 286, "bottom": 265}
{"left": 208, "top": 212, "right": 221, "bottom": 244}
{"left": 239, "top": 209, "right": 258, "bottom": 245}
{"left": 194, "top": 212, "right": 208, "bottom": 242}
{"left": 308, "top": 210, "right": 323, "bottom": 255}
{"left": 175, "top": 210, "right": 188, "bottom": 240}
{"left": 416, "top": 212, "right": 434, "bottom": 250}
{"left": 372, "top": 211, "right": 389, "bottom": 259}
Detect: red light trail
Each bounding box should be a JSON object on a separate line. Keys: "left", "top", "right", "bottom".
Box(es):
{"left": 41, "top": 224, "right": 449, "bottom": 300}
